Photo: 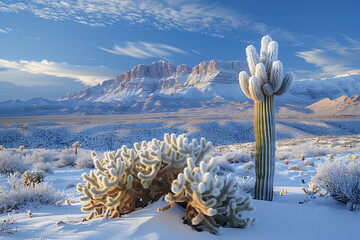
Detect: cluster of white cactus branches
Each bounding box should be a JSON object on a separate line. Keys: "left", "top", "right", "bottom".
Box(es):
{"left": 160, "top": 157, "right": 256, "bottom": 234}
{"left": 77, "top": 133, "right": 255, "bottom": 234}
{"left": 77, "top": 133, "right": 213, "bottom": 220}
{"left": 239, "top": 35, "right": 294, "bottom": 201}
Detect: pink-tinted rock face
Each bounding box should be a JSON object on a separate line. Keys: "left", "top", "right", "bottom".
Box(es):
{"left": 192, "top": 60, "right": 247, "bottom": 75}
{"left": 115, "top": 61, "right": 176, "bottom": 83}
{"left": 61, "top": 60, "right": 248, "bottom": 101}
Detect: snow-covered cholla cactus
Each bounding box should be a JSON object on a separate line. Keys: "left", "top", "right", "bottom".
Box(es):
{"left": 77, "top": 133, "right": 213, "bottom": 220}
{"left": 239, "top": 35, "right": 294, "bottom": 201}
{"left": 161, "top": 158, "right": 256, "bottom": 234}
{"left": 19, "top": 145, "right": 24, "bottom": 151}
{"left": 72, "top": 141, "right": 80, "bottom": 155}
{"left": 21, "top": 170, "right": 45, "bottom": 186}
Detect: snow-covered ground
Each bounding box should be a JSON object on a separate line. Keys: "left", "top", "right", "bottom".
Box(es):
{"left": 1, "top": 116, "right": 360, "bottom": 151}
{"left": 0, "top": 134, "right": 359, "bottom": 240}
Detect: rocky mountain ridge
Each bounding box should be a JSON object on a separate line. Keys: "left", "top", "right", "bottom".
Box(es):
{"left": 59, "top": 60, "right": 248, "bottom": 102}
{"left": 1, "top": 60, "right": 360, "bottom": 117}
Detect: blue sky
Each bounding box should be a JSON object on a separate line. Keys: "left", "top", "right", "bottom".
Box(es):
{"left": 0, "top": 0, "right": 359, "bottom": 101}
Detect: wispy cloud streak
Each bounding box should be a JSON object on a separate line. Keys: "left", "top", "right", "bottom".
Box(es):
{"left": 0, "top": 0, "right": 296, "bottom": 40}
{"left": 0, "top": 58, "right": 118, "bottom": 86}
{"left": 99, "top": 41, "right": 187, "bottom": 59}
{"left": 296, "top": 35, "right": 360, "bottom": 77}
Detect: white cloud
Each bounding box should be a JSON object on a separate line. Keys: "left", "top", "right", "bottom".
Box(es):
{"left": 296, "top": 36, "right": 360, "bottom": 77}
{"left": 0, "top": 0, "right": 295, "bottom": 40}
{"left": 0, "top": 27, "right": 13, "bottom": 34}
{"left": 0, "top": 58, "right": 119, "bottom": 86}
{"left": 99, "top": 41, "right": 187, "bottom": 59}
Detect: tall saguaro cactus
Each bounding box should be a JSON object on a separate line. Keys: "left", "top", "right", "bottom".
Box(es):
{"left": 239, "top": 35, "right": 293, "bottom": 201}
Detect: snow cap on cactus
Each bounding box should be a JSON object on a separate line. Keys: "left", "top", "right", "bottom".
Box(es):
{"left": 239, "top": 35, "right": 294, "bottom": 102}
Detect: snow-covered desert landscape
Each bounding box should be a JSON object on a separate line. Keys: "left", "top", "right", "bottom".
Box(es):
{"left": 1, "top": 1, "right": 360, "bottom": 239}
{"left": 0, "top": 134, "right": 359, "bottom": 239}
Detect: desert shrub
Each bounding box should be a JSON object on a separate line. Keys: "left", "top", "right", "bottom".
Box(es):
{"left": 288, "top": 164, "right": 303, "bottom": 171}
{"left": 216, "top": 152, "right": 253, "bottom": 174}
{"left": 304, "top": 159, "right": 314, "bottom": 167}
{"left": 236, "top": 176, "right": 256, "bottom": 195}
{"left": 217, "top": 152, "right": 252, "bottom": 163}
{"left": 243, "top": 161, "right": 254, "bottom": 169}
{"left": 64, "top": 182, "right": 76, "bottom": 190}
{"left": 311, "top": 158, "right": 360, "bottom": 211}
{"left": 54, "top": 155, "right": 76, "bottom": 168}
{"left": 22, "top": 149, "right": 56, "bottom": 173}
{"left": 75, "top": 150, "right": 94, "bottom": 169}
{"left": 0, "top": 210, "right": 16, "bottom": 234}
{"left": 0, "top": 173, "right": 65, "bottom": 214}
{"left": 32, "top": 161, "right": 53, "bottom": 173}
{"left": 276, "top": 142, "right": 360, "bottom": 160}
{"left": 0, "top": 151, "right": 28, "bottom": 174}
{"left": 0, "top": 173, "right": 65, "bottom": 213}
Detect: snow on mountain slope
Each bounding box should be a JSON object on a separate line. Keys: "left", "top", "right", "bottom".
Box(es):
{"left": 0, "top": 60, "right": 360, "bottom": 117}
{"left": 59, "top": 60, "right": 248, "bottom": 103}
{"left": 307, "top": 95, "right": 360, "bottom": 115}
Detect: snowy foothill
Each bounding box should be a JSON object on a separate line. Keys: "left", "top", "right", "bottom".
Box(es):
{"left": 0, "top": 134, "right": 359, "bottom": 240}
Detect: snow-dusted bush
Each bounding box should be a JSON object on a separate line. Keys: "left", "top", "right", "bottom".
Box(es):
{"left": 54, "top": 155, "right": 76, "bottom": 168}
{"left": 236, "top": 176, "right": 255, "bottom": 195}
{"left": 217, "top": 152, "right": 252, "bottom": 163}
{"left": 243, "top": 161, "right": 254, "bottom": 169}
{"left": 304, "top": 159, "right": 314, "bottom": 167}
{"left": 162, "top": 158, "right": 256, "bottom": 234}
{"left": 0, "top": 173, "right": 65, "bottom": 213}
{"left": 276, "top": 142, "right": 360, "bottom": 161}
{"left": 216, "top": 152, "right": 253, "bottom": 174}
{"left": 75, "top": 150, "right": 94, "bottom": 169}
{"left": 312, "top": 158, "right": 360, "bottom": 211}
{"left": 0, "top": 210, "right": 15, "bottom": 234}
{"left": 288, "top": 164, "right": 303, "bottom": 171}
{"left": 0, "top": 151, "right": 27, "bottom": 174}
{"left": 22, "top": 149, "right": 56, "bottom": 172}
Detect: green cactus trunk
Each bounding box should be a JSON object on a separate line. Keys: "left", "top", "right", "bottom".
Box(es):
{"left": 254, "top": 95, "right": 275, "bottom": 201}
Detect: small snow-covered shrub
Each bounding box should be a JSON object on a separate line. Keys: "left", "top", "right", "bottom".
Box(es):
{"left": 33, "top": 161, "right": 53, "bottom": 173}
{"left": 276, "top": 142, "right": 360, "bottom": 161}
{"left": 64, "top": 182, "right": 76, "bottom": 190}
{"left": 288, "top": 164, "right": 303, "bottom": 171}
{"left": 0, "top": 210, "right": 16, "bottom": 234}
{"left": 162, "top": 158, "right": 256, "bottom": 234}
{"left": 312, "top": 158, "right": 360, "bottom": 211}
{"left": 217, "top": 152, "right": 252, "bottom": 163}
{"left": 75, "top": 150, "right": 94, "bottom": 169}
{"left": 236, "top": 176, "right": 255, "bottom": 195}
{"left": 0, "top": 174, "right": 65, "bottom": 213}
{"left": 243, "top": 161, "right": 254, "bottom": 169}
{"left": 22, "top": 149, "right": 55, "bottom": 173}
{"left": 0, "top": 151, "right": 27, "bottom": 174}
{"left": 54, "top": 155, "right": 76, "bottom": 168}
{"left": 304, "top": 159, "right": 314, "bottom": 167}
{"left": 216, "top": 152, "right": 253, "bottom": 174}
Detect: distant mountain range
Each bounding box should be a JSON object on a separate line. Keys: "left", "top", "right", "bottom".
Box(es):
{"left": 1, "top": 60, "right": 360, "bottom": 117}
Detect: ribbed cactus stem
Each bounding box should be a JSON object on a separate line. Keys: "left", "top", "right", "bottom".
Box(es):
{"left": 254, "top": 95, "right": 275, "bottom": 201}
{"left": 239, "top": 35, "right": 293, "bottom": 201}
